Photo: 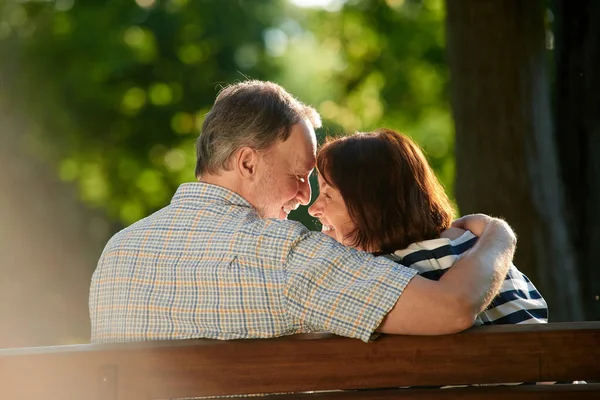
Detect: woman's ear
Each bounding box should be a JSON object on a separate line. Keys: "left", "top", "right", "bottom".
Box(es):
{"left": 235, "top": 147, "right": 259, "bottom": 180}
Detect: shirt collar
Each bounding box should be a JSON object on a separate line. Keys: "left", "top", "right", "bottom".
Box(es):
{"left": 171, "top": 182, "right": 253, "bottom": 208}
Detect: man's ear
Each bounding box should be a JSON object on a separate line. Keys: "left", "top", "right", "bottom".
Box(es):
{"left": 235, "top": 147, "right": 259, "bottom": 180}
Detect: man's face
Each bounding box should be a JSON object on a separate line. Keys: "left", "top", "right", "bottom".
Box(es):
{"left": 253, "top": 119, "right": 317, "bottom": 219}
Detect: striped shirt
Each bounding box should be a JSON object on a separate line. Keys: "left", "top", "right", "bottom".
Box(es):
{"left": 89, "top": 183, "right": 417, "bottom": 343}
{"left": 385, "top": 231, "right": 548, "bottom": 325}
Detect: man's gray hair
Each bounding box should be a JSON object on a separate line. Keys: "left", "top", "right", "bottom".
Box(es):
{"left": 195, "top": 80, "right": 322, "bottom": 177}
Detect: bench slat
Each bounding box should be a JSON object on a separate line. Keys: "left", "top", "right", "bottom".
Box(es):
{"left": 0, "top": 322, "right": 598, "bottom": 399}
{"left": 226, "top": 384, "right": 600, "bottom": 400}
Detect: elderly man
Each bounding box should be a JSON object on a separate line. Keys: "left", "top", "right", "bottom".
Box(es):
{"left": 90, "top": 80, "right": 516, "bottom": 343}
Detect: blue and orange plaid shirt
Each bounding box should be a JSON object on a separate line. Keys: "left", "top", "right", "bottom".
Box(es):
{"left": 89, "top": 183, "right": 417, "bottom": 343}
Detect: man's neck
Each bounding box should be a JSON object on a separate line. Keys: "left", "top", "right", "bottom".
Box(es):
{"left": 198, "top": 172, "right": 228, "bottom": 188}
{"left": 198, "top": 172, "right": 248, "bottom": 203}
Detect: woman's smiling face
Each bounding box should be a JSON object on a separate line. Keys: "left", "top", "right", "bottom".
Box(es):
{"left": 308, "top": 173, "right": 359, "bottom": 249}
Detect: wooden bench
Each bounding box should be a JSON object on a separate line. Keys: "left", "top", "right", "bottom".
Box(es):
{"left": 0, "top": 322, "right": 598, "bottom": 399}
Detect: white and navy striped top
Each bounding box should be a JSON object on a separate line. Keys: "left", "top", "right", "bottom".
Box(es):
{"left": 384, "top": 231, "right": 548, "bottom": 325}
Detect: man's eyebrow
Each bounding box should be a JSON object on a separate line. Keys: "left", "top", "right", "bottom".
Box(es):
{"left": 295, "top": 165, "right": 314, "bottom": 175}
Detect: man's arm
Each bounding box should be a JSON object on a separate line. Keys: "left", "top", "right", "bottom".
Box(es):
{"left": 377, "top": 215, "right": 516, "bottom": 335}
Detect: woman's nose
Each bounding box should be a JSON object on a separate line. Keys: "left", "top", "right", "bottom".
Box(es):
{"left": 308, "top": 197, "right": 322, "bottom": 217}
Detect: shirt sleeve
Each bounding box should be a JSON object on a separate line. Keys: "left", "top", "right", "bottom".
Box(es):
{"left": 283, "top": 231, "right": 418, "bottom": 342}
{"left": 476, "top": 264, "right": 549, "bottom": 325}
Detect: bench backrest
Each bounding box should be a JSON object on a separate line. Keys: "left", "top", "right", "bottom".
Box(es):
{"left": 0, "top": 322, "right": 599, "bottom": 399}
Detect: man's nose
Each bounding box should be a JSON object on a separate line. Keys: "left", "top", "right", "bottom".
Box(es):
{"left": 297, "top": 179, "right": 312, "bottom": 206}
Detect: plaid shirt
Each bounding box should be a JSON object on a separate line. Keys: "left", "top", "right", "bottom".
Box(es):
{"left": 90, "top": 183, "right": 417, "bottom": 343}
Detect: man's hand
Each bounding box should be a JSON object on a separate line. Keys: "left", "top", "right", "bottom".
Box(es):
{"left": 453, "top": 214, "right": 516, "bottom": 245}
{"left": 452, "top": 213, "right": 493, "bottom": 237}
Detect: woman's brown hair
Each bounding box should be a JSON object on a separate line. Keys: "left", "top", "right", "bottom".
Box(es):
{"left": 316, "top": 128, "right": 454, "bottom": 253}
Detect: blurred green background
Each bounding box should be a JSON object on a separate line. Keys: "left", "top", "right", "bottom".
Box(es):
{"left": 0, "top": 0, "right": 453, "bottom": 229}
{"left": 2, "top": 0, "right": 598, "bottom": 348}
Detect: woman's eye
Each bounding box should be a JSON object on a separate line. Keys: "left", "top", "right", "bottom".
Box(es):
{"left": 297, "top": 176, "right": 305, "bottom": 183}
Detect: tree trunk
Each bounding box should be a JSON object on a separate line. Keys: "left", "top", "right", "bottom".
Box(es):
{"left": 445, "top": 0, "right": 583, "bottom": 321}
{"left": 554, "top": 0, "right": 600, "bottom": 320}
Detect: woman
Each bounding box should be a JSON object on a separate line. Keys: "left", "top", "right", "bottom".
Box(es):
{"left": 308, "top": 128, "right": 547, "bottom": 325}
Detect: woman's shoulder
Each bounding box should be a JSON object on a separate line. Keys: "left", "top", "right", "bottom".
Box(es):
{"left": 391, "top": 229, "right": 477, "bottom": 261}
{"left": 439, "top": 227, "right": 467, "bottom": 240}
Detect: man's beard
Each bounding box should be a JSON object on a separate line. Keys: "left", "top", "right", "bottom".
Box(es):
{"left": 253, "top": 177, "right": 279, "bottom": 219}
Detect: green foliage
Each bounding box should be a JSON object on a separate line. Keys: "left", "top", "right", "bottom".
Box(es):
{"left": 1, "top": 0, "right": 284, "bottom": 223}
{"left": 277, "top": 0, "right": 455, "bottom": 224}
{"left": 0, "top": 0, "right": 454, "bottom": 229}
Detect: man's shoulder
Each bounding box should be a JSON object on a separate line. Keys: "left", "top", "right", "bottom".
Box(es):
{"left": 235, "top": 217, "right": 314, "bottom": 253}
{"left": 101, "top": 206, "right": 172, "bottom": 252}
{"left": 100, "top": 208, "right": 314, "bottom": 263}
{"left": 254, "top": 218, "right": 310, "bottom": 236}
